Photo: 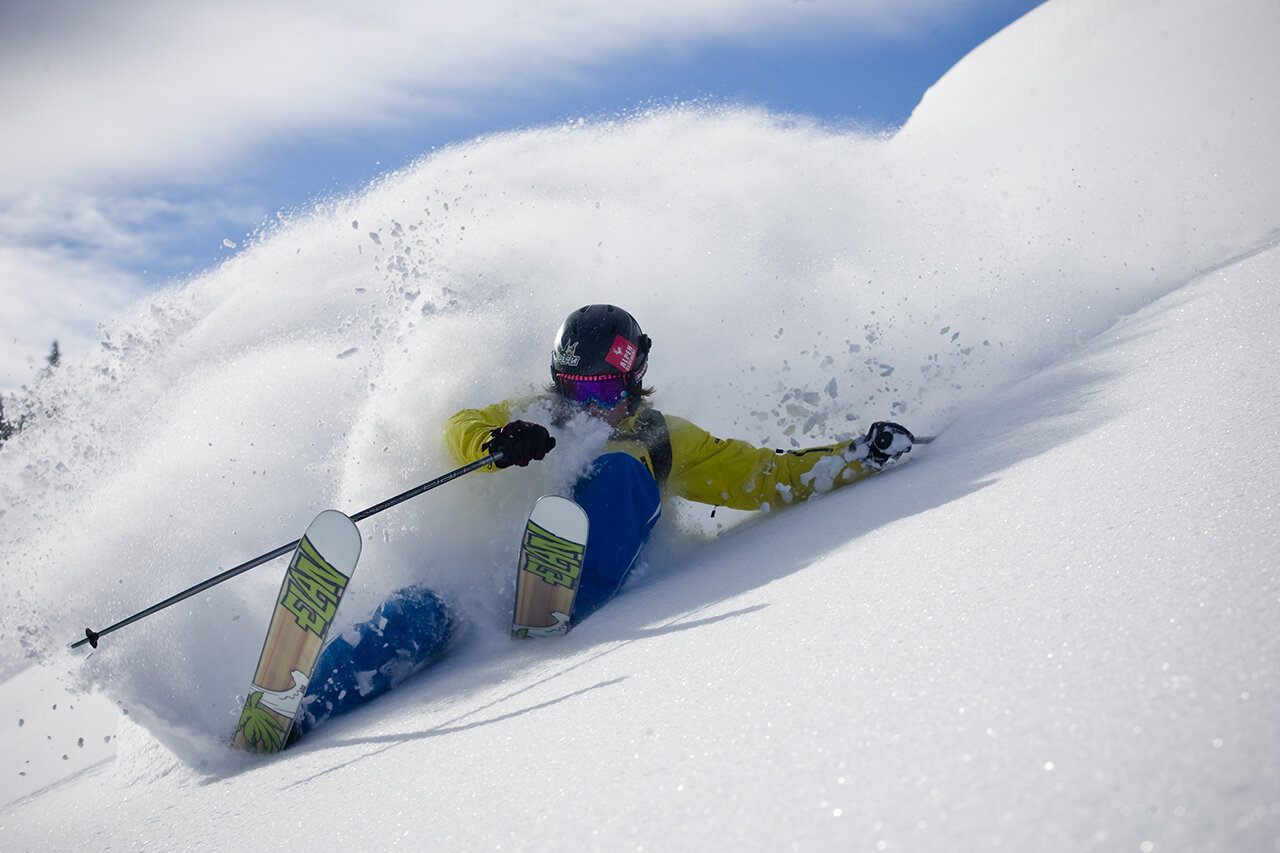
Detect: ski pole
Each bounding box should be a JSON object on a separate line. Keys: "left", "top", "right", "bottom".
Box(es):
{"left": 71, "top": 453, "right": 501, "bottom": 650}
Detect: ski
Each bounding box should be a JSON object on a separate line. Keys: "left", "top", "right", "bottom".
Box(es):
{"left": 512, "top": 495, "right": 589, "bottom": 638}
{"left": 232, "top": 510, "right": 361, "bottom": 752}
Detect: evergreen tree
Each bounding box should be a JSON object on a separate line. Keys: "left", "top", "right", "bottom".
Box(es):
{"left": 0, "top": 397, "right": 13, "bottom": 445}
{"left": 0, "top": 339, "right": 57, "bottom": 448}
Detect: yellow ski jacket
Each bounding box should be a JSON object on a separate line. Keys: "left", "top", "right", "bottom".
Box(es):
{"left": 445, "top": 397, "right": 881, "bottom": 512}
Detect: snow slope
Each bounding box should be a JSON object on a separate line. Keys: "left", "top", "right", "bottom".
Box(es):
{"left": 2, "top": 0, "right": 1278, "bottom": 849}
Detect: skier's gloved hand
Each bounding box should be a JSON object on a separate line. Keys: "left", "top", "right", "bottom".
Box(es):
{"left": 863, "top": 421, "right": 914, "bottom": 468}
{"left": 483, "top": 420, "right": 556, "bottom": 468}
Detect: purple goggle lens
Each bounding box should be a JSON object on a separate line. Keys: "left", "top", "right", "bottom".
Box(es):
{"left": 555, "top": 373, "right": 629, "bottom": 409}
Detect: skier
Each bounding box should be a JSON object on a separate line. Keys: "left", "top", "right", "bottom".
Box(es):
{"left": 445, "top": 303, "right": 916, "bottom": 621}
{"left": 301, "top": 304, "right": 915, "bottom": 733}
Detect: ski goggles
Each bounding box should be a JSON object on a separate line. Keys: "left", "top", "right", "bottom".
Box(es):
{"left": 554, "top": 372, "right": 630, "bottom": 409}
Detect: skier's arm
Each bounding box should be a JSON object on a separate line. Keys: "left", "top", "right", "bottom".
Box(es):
{"left": 444, "top": 402, "right": 516, "bottom": 469}
{"left": 664, "top": 416, "right": 902, "bottom": 511}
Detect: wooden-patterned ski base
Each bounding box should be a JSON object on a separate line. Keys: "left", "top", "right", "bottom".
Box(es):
{"left": 512, "top": 496, "right": 589, "bottom": 638}
{"left": 233, "top": 510, "right": 361, "bottom": 752}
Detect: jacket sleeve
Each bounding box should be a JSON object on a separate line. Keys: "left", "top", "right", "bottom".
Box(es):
{"left": 444, "top": 400, "right": 517, "bottom": 469}
{"left": 664, "top": 415, "right": 878, "bottom": 511}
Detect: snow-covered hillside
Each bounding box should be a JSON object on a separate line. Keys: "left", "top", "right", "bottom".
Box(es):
{"left": 2, "top": 0, "right": 1278, "bottom": 849}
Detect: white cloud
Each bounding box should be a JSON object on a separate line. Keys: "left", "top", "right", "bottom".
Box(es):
{"left": 1, "top": 0, "right": 962, "bottom": 188}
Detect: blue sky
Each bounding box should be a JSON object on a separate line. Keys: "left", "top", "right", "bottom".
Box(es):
{"left": 0, "top": 0, "right": 1044, "bottom": 392}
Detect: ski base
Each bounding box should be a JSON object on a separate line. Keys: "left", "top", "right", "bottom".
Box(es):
{"left": 232, "top": 509, "right": 361, "bottom": 753}
{"left": 512, "top": 495, "right": 589, "bottom": 639}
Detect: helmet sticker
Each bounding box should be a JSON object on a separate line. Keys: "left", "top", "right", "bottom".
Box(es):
{"left": 605, "top": 334, "right": 638, "bottom": 372}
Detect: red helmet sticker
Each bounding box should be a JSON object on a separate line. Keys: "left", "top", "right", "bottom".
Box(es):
{"left": 605, "top": 334, "right": 638, "bottom": 372}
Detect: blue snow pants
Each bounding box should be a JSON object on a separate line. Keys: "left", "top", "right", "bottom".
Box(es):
{"left": 298, "top": 584, "right": 456, "bottom": 733}
{"left": 570, "top": 452, "right": 662, "bottom": 621}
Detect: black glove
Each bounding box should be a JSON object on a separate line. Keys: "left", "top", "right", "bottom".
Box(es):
{"left": 482, "top": 421, "right": 556, "bottom": 468}
{"left": 864, "top": 421, "right": 914, "bottom": 467}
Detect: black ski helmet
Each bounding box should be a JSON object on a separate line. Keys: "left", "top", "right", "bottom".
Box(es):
{"left": 550, "top": 304, "right": 651, "bottom": 402}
